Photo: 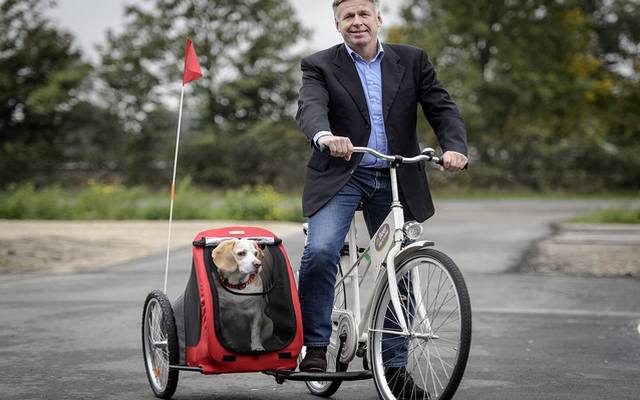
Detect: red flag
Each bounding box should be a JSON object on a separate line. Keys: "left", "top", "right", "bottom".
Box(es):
{"left": 182, "top": 37, "right": 203, "bottom": 85}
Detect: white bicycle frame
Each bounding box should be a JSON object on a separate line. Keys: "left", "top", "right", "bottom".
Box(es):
{"left": 329, "top": 146, "right": 440, "bottom": 360}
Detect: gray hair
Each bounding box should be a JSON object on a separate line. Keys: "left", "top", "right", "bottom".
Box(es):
{"left": 332, "top": 0, "right": 380, "bottom": 18}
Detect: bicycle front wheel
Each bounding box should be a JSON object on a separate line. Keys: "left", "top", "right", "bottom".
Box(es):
{"left": 368, "top": 248, "right": 471, "bottom": 400}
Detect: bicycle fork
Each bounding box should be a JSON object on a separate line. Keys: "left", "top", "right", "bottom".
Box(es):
{"left": 362, "top": 243, "right": 435, "bottom": 340}
{"left": 384, "top": 244, "right": 409, "bottom": 333}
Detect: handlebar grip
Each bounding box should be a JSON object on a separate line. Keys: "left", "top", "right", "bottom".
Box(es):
{"left": 433, "top": 157, "right": 469, "bottom": 170}
{"left": 319, "top": 144, "right": 331, "bottom": 155}
{"left": 433, "top": 157, "right": 469, "bottom": 169}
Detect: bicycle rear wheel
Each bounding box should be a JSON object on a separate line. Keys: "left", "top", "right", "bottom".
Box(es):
{"left": 303, "top": 262, "right": 349, "bottom": 397}
{"left": 368, "top": 248, "right": 471, "bottom": 400}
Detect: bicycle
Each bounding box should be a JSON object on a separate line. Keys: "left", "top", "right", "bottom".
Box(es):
{"left": 300, "top": 146, "right": 472, "bottom": 400}
{"left": 140, "top": 146, "right": 471, "bottom": 400}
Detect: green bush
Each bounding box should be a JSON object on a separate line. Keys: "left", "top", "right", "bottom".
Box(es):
{"left": 0, "top": 183, "right": 69, "bottom": 219}
{"left": 214, "top": 185, "right": 303, "bottom": 221}
{"left": 0, "top": 180, "right": 303, "bottom": 222}
{"left": 571, "top": 206, "right": 640, "bottom": 224}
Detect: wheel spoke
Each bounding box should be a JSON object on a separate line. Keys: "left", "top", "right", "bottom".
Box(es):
{"left": 432, "top": 307, "right": 460, "bottom": 335}
{"left": 411, "top": 341, "right": 429, "bottom": 394}
{"left": 428, "top": 347, "right": 442, "bottom": 397}
{"left": 411, "top": 263, "right": 434, "bottom": 329}
{"left": 431, "top": 341, "right": 453, "bottom": 377}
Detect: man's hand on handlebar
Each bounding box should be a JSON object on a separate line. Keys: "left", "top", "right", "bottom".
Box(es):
{"left": 317, "top": 137, "right": 468, "bottom": 172}
{"left": 318, "top": 135, "right": 353, "bottom": 161}
{"left": 441, "top": 151, "right": 468, "bottom": 172}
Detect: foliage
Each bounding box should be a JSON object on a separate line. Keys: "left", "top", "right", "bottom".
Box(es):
{"left": 571, "top": 205, "right": 640, "bottom": 224}
{"left": 97, "top": 0, "right": 311, "bottom": 188}
{"left": 2, "top": 0, "right": 639, "bottom": 195}
{"left": 180, "top": 117, "right": 309, "bottom": 189}
{"left": 0, "top": 0, "right": 311, "bottom": 190}
{"left": 0, "top": 0, "right": 93, "bottom": 185}
{"left": 0, "top": 180, "right": 304, "bottom": 221}
{"left": 215, "top": 184, "right": 303, "bottom": 221}
{"left": 388, "top": 0, "right": 640, "bottom": 192}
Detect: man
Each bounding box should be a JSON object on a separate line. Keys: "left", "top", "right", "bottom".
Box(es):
{"left": 296, "top": 0, "right": 468, "bottom": 397}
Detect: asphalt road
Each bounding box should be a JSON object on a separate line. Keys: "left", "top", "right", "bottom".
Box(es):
{"left": 1, "top": 200, "right": 639, "bottom": 400}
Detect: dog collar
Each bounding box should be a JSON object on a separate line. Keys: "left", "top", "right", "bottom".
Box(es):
{"left": 218, "top": 273, "right": 256, "bottom": 290}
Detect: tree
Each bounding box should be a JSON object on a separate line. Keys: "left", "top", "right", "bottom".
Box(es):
{"left": 98, "top": 0, "right": 310, "bottom": 188}
{"left": 0, "top": 0, "right": 93, "bottom": 186}
{"left": 388, "top": 0, "right": 640, "bottom": 191}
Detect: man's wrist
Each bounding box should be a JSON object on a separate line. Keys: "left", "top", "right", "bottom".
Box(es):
{"left": 313, "top": 131, "right": 333, "bottom": 149}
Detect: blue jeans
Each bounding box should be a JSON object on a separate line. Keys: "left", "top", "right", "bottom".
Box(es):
{"left": 298, "top": 167, "right": 409, "bottom": 367}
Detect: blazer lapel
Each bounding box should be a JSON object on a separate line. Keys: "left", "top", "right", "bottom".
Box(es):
{"left": 333, "top": 45, "right": 370, "bottom": 124}
{"left": 381, "top": 44, "right": 405, "bottom": 122}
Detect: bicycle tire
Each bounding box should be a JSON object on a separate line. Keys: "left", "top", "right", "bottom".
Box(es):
{"left": 368, "top": 248, "right": 471, "bottom": 400}
{"left": 142, "top": 290, "right": 180, "bottom": 399}
{"left": 303, "top": 262, "right": 349, "bottom": 397}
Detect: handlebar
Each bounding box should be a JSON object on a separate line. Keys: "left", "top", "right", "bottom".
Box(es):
{"left": 320, "top": 145, "right": 443, "bottom": 166}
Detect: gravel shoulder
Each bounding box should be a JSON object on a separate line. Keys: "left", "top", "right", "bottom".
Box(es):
{"left": 1, "top": 219, "right": 638, "bottom": 278}
{"left": 518, "top": 222, "right": 640, "bottom": 278}
{"left": 0, "top": 220, "right": 300, "bottom": 274}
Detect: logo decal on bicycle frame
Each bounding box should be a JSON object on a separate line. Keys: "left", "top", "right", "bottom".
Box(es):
{"left": 374, "top": 223, "right": 390, "bottom": 251}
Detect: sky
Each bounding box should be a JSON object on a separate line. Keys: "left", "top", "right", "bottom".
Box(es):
{"left": 47, "top": 0, "right": 404, "bottom": 62}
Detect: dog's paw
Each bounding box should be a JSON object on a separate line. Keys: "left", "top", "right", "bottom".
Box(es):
{"left": 251, "top": 343, "right": 265, "bottom": 351}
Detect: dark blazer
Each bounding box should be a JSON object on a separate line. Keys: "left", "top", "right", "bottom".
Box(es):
{"left": 296, "top": 43, "right": 467, "bottom": 222}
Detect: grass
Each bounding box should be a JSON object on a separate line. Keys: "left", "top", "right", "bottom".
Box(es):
{"left": 1, "top": 181, "right": 637, "bottom": 223}
{"left": 0, "top": 179, "right": 304, "bottom": 222}
{"left": 432, "top": 187, "right": 638, "bottom": 200}
{"left": 570, "top": 206, "right": 640, "bottom": 224}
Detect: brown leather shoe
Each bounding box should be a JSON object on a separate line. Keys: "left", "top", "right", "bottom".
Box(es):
{"left": 384, "top": 366, "right": 431, "bottom": 399}
{"left": 299, "top": 346, "right": 327, "bottom": 372}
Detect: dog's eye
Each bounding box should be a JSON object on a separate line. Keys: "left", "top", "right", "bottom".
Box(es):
{"left": 237, "top": 251, "right": 247, "bottom": 256}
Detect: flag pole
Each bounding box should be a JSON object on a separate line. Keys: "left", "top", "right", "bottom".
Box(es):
{"left": 163, "top": 84, "right": 186, "bottom": 294}
{"left": 162, "top": 36, "right": 202, "bottom": 294}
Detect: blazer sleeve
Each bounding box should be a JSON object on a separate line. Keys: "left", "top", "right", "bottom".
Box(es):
{"left": 418, "top": 50, "right": 468, "bottom": 156}
{"left": 295, "top": 56, "right": 332, "bottom": 142}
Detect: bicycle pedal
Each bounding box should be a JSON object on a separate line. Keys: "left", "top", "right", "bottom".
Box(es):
{"left": 356, "top": 343, "right": 367, "bottom": 358}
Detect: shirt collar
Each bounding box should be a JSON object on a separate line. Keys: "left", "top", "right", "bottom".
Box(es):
{"left": 344, "top": 40, "right": 384, "bottom": 63}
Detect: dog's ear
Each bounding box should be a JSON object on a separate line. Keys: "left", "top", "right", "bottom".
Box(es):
{"left": 212, "top": 239, "right": 238, "bottom": 272}
{"left": 255, "top": 242, "right": 265, "bottom": 263}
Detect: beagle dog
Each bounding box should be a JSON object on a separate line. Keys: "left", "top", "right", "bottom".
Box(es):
{"left": 212, "top": 238, "right": 273, "bottom": 351}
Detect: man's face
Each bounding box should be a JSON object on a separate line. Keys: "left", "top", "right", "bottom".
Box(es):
{"left": 335, "top": 0, "right": 382, "bottom": 51}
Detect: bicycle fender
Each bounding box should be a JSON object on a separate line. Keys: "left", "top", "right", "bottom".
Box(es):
{"left": 394, "top": 241, "right": 435, "bottom": 269}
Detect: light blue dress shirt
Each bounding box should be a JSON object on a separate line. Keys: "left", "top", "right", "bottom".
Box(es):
{"left": 313, "top": 41, "right": 389, "bottom": 168}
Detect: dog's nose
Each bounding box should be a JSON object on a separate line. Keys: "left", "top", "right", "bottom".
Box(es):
{"left": 253, "top": 260, "right": 262, "bottom": 268}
